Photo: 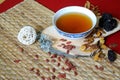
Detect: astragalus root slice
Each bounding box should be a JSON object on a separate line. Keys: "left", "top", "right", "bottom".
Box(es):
{"left": 17, "top": 26, "right": 37, "bottom": 45}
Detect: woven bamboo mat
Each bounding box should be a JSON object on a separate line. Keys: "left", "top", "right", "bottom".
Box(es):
{"left": 0, "top": 0, "right": 120, "bottom": 80}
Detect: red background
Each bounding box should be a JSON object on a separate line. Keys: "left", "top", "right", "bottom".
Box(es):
{"left": 0, "top": 0, "right": 120, "bottom": 54}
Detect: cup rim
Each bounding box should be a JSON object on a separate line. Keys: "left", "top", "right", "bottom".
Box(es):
{"left": 52, "top": 6, "right": 97, "bottom": 35}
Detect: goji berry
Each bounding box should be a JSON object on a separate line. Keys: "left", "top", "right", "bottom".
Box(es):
{"left": 57, "top": 56, "right": 61, "bottom": 61}
{"left": 51, "top": 54, "right": 57, "bottom": 58}
{"left": 60, "top": 38, "right": 67, "bottom": 42}
{"left": 46, "top": 77, "right": 51, "bottom": 80}
{"left": 57, "top": 63, "right": 60, "bottom": 66}
{"left": 14, "top": 59, "right": 21, "bottom": 63}
{"left": 66, "top": 41, "right": 72, "bottom": 44}
{"left": 45, "top": 59, "right": 49, "bottom": 63}
{"left": 52, "top": 75, "right": 56, "bottom": 79}
{"left": 74, "top": 71, "right": 78, "bottom": 76}
{"left": 52, "top": 68, "right": 56, "bottom": 72}
{"left": 58, "top": 73, "right": 66, "bottom": 78}
{"left": 30, "top": 67, "right": 35, "bottom": 71}
{"left": 51, "top": 59, "right": 56, "bottom": 63}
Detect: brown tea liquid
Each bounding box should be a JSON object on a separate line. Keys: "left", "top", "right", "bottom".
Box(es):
{"left": 56, "top": 12, "right": 92, "bottom": 33}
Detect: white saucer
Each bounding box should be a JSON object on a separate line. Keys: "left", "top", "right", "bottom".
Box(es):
{"left": 42, "top": 18, "right": 120, "bottom": 56}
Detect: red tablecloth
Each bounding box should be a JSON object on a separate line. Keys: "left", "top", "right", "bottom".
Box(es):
{"left": 0, "top": 0, "right": 120, "bottom": 54}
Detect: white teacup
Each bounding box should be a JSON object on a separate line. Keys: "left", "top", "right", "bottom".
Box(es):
{"left": 52, "top": 6, "right": 97, "bottom": 39}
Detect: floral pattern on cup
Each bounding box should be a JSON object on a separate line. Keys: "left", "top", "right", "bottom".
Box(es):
{"left": 55, "top": 27, "right": 91, "bottom": 39}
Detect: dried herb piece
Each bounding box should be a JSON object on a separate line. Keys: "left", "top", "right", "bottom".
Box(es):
{"left": 84, "top": 1, "right": 101, "bottom": 16}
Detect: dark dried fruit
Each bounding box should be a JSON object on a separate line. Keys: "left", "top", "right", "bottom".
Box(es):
{"left": 103, "top": 19, "right": 117, "bottom": 31}
{"left": 108, "top": 50, "right": 117, "bottom": 62}
{"left": 102, "top": 13, "right": 112, "bottom": 21}
{"left": 99, "top": 13, "right": 118, "bottom": 31}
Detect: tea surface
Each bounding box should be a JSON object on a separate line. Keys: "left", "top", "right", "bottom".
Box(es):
{"left": 56, "top": 12, "right": 92, "bottom": 33}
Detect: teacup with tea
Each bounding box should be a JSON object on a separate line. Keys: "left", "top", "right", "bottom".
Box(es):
{"left": 52, "top": 6, "right": 97, "bottom": 39}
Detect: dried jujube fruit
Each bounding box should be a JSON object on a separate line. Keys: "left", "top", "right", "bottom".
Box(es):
{"left": 99, "top": 13, "right": 118, "bottom": 31}
{"left": 108, "top": 50, "right": 117, "bottom": 62}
